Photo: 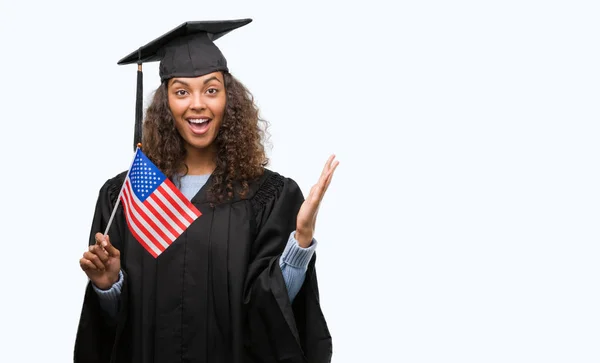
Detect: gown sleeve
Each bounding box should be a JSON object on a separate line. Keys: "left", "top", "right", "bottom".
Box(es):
{"left": 244, "top": 172, "right": 333, "bottom": 363}
{"left": 74, "top": 172, "right": 130, "bottom": 363}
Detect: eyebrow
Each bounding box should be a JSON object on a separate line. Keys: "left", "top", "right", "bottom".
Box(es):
{"left": 171, "top": 79, "right": 190, "bottom": 87}
{"left": 171, "top": 77, "right": 222, "bottom": 87}
{"left": 203, "top": 76, "right": 222, "bottom": 85}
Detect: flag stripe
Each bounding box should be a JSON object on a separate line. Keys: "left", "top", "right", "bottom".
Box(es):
{"left": 125, "top": 180, "right": 177, "bottom": 243}
{"left": 157, "top": 184, "right": 195, "bottom": 225}
{"left": 120, "top": 200, "right": 159, "bottom": 258}
{"left": 148, "top": 191, "right": 188, "bottom": 231}
{"left": 123, "top": 182, "right": 171, "bottom": 249}
{"left": 153, "top": 187, "right": 192, "bottom": 227}
{"left": 122, "top": 183, "right": 168, "bottom": 251}
{"left": 144, "top": 196, "right": 183, "bottom": 236}
{"left": 119, "top": 194, "right": 161, "bottom": 257}
{"left": 163, "top": 179, "right": 202, "bottom": 220}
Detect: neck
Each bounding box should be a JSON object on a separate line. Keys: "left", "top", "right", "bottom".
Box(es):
{"left": 184, "top": 146, "right": 216, "bottom": 175}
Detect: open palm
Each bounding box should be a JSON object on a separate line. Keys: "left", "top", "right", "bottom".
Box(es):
{"left": 295, "top": 155, "right": 339, "bottom": 248}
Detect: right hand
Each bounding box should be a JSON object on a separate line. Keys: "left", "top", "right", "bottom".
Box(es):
{"left": 79, "top": 233, "right": 121, "bottom": 290}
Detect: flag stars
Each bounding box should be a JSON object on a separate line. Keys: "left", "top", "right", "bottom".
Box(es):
{"left": 129, "top": 152, "right": 168, "bottom": 201}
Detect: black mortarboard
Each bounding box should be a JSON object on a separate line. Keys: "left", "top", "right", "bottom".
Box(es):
{"left": 117, "top": 18, "right": 252, "bottom": 150}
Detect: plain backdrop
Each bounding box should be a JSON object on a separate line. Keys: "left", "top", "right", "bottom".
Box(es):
{"left": 0, "top": 0, "right": 599, "bottom": 362}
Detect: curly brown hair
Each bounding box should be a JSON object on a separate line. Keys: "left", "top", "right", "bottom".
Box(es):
{"left": 142, "top": 72, "right": 269, "bottom": 203}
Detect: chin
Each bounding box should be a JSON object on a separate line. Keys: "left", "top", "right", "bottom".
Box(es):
{"left": 192, "top": 144, "right": 213, "bottom": 150}
{"left": 186, "top": 138, "right": 216, "bottom": 151}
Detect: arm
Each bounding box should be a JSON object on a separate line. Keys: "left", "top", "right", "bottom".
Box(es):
{"left": 91, "top": 270, "right": 124, "bottom": 318}
{"left": 244, "top": 174, "right": 332, "bottom": 363}
{"left": 279, "top": 232, "right": 317, "bottom": 303}
{"left": 74, "top": 172, "right": 129, "bottom": 363}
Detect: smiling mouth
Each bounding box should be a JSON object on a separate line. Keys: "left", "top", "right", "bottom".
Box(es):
{"left": 187, "top": 117, "right": 212, "bottom": 135}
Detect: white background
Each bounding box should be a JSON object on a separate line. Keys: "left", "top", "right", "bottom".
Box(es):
{"left": 0, "top": 0, "right": 599, "bottom": 362}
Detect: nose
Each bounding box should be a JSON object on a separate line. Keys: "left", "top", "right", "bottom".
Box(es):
{"left": 189, "top": 92, "right": 206, "bottom": 111}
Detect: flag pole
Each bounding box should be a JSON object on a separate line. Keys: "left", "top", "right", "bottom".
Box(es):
{"left": 102, "top": 144, "right": 141, "bottom": 237}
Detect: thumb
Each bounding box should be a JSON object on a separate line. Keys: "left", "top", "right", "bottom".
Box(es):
{"left": 101, "top": 234, "right": 120, "bottom": 257}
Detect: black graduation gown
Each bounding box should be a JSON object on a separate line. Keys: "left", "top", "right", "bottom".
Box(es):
{"left": 73, "top": 169, "right": 332, "bottom": 363}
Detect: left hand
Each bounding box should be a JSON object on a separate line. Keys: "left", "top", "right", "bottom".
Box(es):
{"left": 295, "top": 155, "right": 340, "bottom": 248}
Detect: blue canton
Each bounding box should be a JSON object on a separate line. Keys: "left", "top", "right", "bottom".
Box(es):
{"left": 129, "top": 149, "right": 166, "bottom": 201}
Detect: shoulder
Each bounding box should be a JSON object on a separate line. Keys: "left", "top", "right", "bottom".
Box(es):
{"left": 246, "top": 168, "right": 300, "bottom": 202}
{"left": 245, "top": 168, "right": 303, "bottom": 228}
{"left": 245, "top": 168, "right": 303, "bottom": 216}
{"left": 97, "top": 170, "right": 128, "bottom": 205}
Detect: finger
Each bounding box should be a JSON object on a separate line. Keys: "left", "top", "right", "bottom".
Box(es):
{"left": 324, "top": 154, "right": 336, "bottom": 174}
{"left": 318, "top": 155, "right": 336, "bottom": 184}
{"left": 315, "top": 162, "right": 339, "bottom": 202}
{"left": 89, "top": 244, "right": 109, "bottom": 264}
{"left": 322, "top": 160, "right": 340, "bottom": 186}
{"left": 102, "top": 235, "right": 121, "bottom": 258}
{"left": 84, "top": 251, "right": 106, "bottom": 271}
{"left": 80, "top": 258, "right": 98, "bottom": 272}
{"left": 323, "top": 160, "right": 340, "bottom": 191}
{"left": 325, "top": 154, "right": 335, "bottom": 169}
{"left": 304, "top": 157, "right": 338, "bottom": 215}
{"left": 94, "top": 232, "right": 105, "bottom": 245}
{"left": 93, "top": 232, "right": 109, "bottom": 254}
{"left": 85, "top": 249, "right": 106, "bottom": 270}
{"left": 317, "top": 160, "right": 337, "bottom": 195}
{"left": 321, "top": 155, "right": 338, "bottom": 185}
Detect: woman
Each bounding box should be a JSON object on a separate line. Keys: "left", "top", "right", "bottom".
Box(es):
{"left": 74, "top": 19, "right": 337, "bottom": 363}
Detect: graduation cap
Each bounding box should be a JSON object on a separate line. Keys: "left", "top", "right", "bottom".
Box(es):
{"left": 117, "top": 18, "right": 253, "bottom": 150}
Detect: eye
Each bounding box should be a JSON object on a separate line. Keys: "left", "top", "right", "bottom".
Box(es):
{"left": 206, "top": 87, "right": 219, "bottom": 95}
{"left": 175, "top": 89, "right": 188, "bottom": 96}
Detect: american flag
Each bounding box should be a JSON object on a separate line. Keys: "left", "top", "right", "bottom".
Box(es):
{"left": 119, "top": 148, "right": 202, "bottom": 258}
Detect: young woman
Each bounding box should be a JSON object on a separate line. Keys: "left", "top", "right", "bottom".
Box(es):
{"left": 74, "top": 19, "right": 338, "bottom": 363}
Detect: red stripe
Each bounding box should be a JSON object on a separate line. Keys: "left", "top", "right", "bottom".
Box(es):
{"left": 142, "top": 196, "right": 181, "bottom": 239}
{"left": 159, "top": 183, "right": 195, "bottom": 224}
{"left": 121, "top": 185, "right": 165, "bottom": 254}
{"left": 119, "top": 194, "right": 159, "bottom": 258}
{"left": 163, "top": 178, "right": 202, "bottom": 217}
{"left": 124, "top": 181, "right": 173, "bottom": 245}
{"left": 123, "top": 185, "right": 171, "bottom": 249}
{"left": 122, "top": 186, "right": 165, "bottom": 255}
{"left": 149, "top": 191, "right": 188, "bottom": 231}
{"left": 122, "top": 182, "right": 166, "bottom": 253}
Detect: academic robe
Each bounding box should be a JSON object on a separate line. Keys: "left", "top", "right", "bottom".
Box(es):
{"left": 73, "top": 169, "right": 332, "bottom": 363}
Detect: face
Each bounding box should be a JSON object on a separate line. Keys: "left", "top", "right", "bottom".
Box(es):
{"left": 167, "top": 72, "right": 226, "bottom": 152}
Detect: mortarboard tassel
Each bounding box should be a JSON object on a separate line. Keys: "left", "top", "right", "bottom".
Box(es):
{"left": 133, "top": 48, "right": 143, "bottom": 151}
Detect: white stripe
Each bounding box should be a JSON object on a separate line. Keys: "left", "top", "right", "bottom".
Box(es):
{"left": 145, "top": 196, "right": 184, "bottom": 235}
{"left": 161, "top": 183, "right": 199, "bottom": 220}
{"left": 154, "top": 187, "right": 192, "bottom": 227}
{"left": 121, "top": 185, "right": 162, "bottom": 256}
{"left": 123, "top": 184, "right": 177, "bottom": 242}
{"left": 123, "top": 185, "right": 170, "bottom": 249}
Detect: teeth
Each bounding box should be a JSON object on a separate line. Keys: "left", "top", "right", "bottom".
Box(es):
{"left": 188, "top": 119, "right": 209, "bottom": 124}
